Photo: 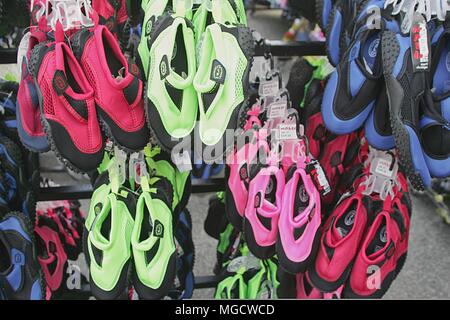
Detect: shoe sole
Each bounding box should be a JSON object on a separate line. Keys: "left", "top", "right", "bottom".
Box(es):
{"left": 382, "top": 31, "right": 426, "bottom": 191}
{"left": 275, "top": 227, "right": 322, "bottom": 274}
{"left": 243, "top": 216, "right": 275, "bottom": 259}
{"left": 225, "top": 184, "right": 245, "bottom": 231}
{"left": 308, "top": 255, "right": 355, "bottom": 293}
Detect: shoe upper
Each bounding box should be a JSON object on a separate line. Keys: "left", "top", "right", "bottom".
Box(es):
{"left": 311, "top": 189, "right": 374, "bottom": 287}
{"left": 278, "top": 158, "right": 321, "bottom": 267}
{"left": 131, "top": 176, "right": 176, "bottom": 294}
{"left": 35, "top": 216, "right": 68, "bottom": 293}
{"left": 245, "top": 161, "right": 285, "bottom": 253}
{"left": 72, "top": 25, "right": 148, "bottom": 150}
{"left": 144, "top": 15, "right": 197, "bottom": 149}
{"left": 194, "top": 23, "right": 253, "bottom": 147}
{"left": 0, "top": 212, "right": 43, "bottom": 300}
{"left": 418, "top": 26, "right": 450, "bottom": 178}
{"left": 192, "top": 0, "right": 244, "bottom": 45}
{"left": 86, "top": 187, "right": 135, "bottom": 293}
{"left": 345, "top": 186, "right": 411, "bottom": 297}
{"left": 364, "top": 85, "right": 396, "bottom": 150}
{"left": 92, "top": 0, "right": 128, "bottom": 30}
{"left": 138, "top": 0, "right": 189, "bottom": 78}
{"left": 34, "top": 41, "right": 104, "bottom": 164}
{"left": 226, "top": 136, "right": 270, "bottom": 229}
{"left": 322, "top": 26, "right": 384, "bottom": 134}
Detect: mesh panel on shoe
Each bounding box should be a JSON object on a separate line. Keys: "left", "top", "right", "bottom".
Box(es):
{"left": 83, "top": 63, "right": 98, "bottom": 93}
{"left": 42, "top": 82, "right": 54, "bottom": 115}
{"left": 235, "top": 59, "right": 246, "bottom": 100}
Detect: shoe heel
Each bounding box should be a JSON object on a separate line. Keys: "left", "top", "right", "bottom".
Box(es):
{"left": 29, "top": 42, "right": 50, "bottom": 79}
{"left": 382, "top": 31, "right": 426, "bottom": 190}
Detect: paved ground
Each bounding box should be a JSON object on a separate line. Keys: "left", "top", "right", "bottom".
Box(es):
{"left": 2, "top": 9, "right": 450, "bottom": 300}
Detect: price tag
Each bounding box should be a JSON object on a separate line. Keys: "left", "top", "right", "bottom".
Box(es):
{"left": 259, "top": 74, "right": 280, "bottom": 97}
{"left": 306, "top": 160, "right": 331, "bottom": 196}
{"left": 268, "top": 101, "right": 287, "bottom": 119}
{"left": 410, "top": 13, "right": 430, "bottom": 72}
{"left": 278, "top": 123, "right": 298, "bottom": 140}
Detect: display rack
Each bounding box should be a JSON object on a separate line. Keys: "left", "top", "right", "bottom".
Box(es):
{"left": 1, "top": 39, "right": 327, "bottom": 295}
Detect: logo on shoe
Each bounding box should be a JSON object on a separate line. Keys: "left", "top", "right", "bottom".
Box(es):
{"left": 298, "top": 185, "right": 309, "bottom": 203}
{"left": 254, "top": 192, "right": 262, "bottom": 208}
{"left": 239, "top": 165, "right": 248, "bottom": 180}
{"left": 94, "top": 203, "right": 103, "bottom": 215}
{"left": 160, "top": 56, "right": 170, "bottom": 80}
{"left": 345, "top": 210, "right": 356, "bottom": 226}
{"left": 53, "top": 70, "right": 68, "bottom": 96}
{"left": 368, "top": 38, "right": 380, "bottom": 58}
{"left": 446, "top": 52, "right": 450, "bottom": 72}
{"left": 145, "top": 17, "right": 155, "bottom": 37}
{"left": 210, "top": 59, "right": 226, "bottom": 85}
{"left": 380, "top": 225, "right": 387, "bottom": 243}
{"left": 153, "top": 220, "right": 164, "bottom": 238}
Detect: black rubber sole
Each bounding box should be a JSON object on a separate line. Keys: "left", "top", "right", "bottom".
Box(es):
{"left": 275, "top": 227, "right": 322, "bottom": 275}
{"left": 243, "top": 216, "right": 275, "bottom": 259}
{"left": 308, "top": 256, "right": 355, "bottom": 293}
{"left": 224, "top": 181, "right": 244, "bottom": 231}
{"left": 326, "top": 6, "right": 338, "bottom": 67}
{"left": 382, "top": 31, "right": 425, "bottom": 191}
{"left": 132, "top": 252, "right": 177, "bottom": 300}
{"left": 315, "top": 0, "right": 326, "bottom": 31}
{"left": 97, "top": 107, "right": 150, "bottom": 154}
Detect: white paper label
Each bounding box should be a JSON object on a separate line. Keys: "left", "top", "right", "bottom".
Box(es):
{"left": 268, "top": 102, "right": 287, "bottom": 119}
{"left": 278, "top": 124, "right": 298, "bottom": 140}
{"left": 259, "top": 80, "right": 279, "bottom": 97}
{"left": 375, "top": 158, "right": 393, "bottom": 177}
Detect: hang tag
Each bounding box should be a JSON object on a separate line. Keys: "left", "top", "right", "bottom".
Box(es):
{"left": 267, "top": 100, "right": 288, "bottom": 119}
{"left": 363, "top": 149, "right": 399, "bottom": 199}
{"left": 410, "top": 13, "right": 430, "bottom": 72}
{"left": 226, "top": 255, "right": 261, "bottom": 273}
{"left": 278, "top": 123, "right": 299, "bottom": 140}
{"left": 135, "top": 152, "right": 148, "bottom": 184}
{"left": 171, "top": 150, "right": 193, "bottom": 173}
{"left": 114, "top": 146, "right": 127, "bottom": 185}
{"left": 250, "top": 56, "right": 271, "bottom": 84}
{"left": 128, "top": 152, "right": 139, "bottom": 183}
{"left": 17, "top": 32, "right": 31, "bottom": 77}
{"left": 259, "top": 74, "right": 280, "bottom": 97}
{"left": 373, "top": 157, "right": 396, "bottom": 178}
{"left": 306, "top": 160, "right": 331, "bottom": 196}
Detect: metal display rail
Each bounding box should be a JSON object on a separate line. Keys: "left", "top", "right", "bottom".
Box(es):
{"left": 2, "top": 40, "right": 327, "bottom": 293}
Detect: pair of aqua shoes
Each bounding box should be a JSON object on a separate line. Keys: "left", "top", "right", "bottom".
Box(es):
{"left": 83, "top": 146, "right": 190, "bottom": 300}
{"left": 138, "top": 0, "right": 254, "bottom": 155}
